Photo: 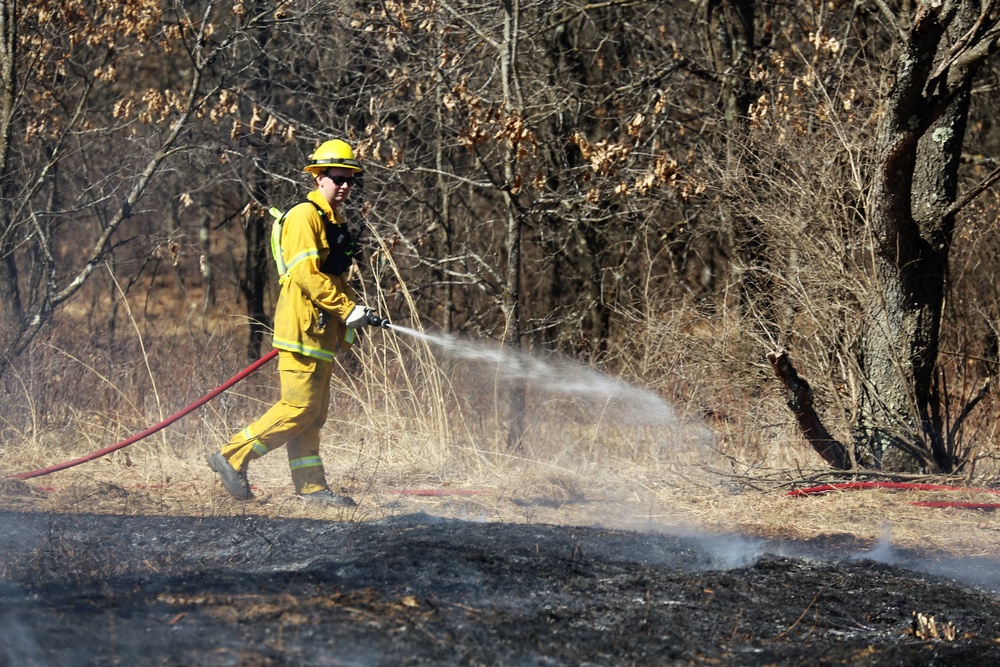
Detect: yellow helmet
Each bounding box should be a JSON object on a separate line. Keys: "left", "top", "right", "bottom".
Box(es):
{"left": 303, "top": 139, "right": 363, "bottom": 174}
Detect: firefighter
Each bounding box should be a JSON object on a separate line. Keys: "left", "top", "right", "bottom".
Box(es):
{"left": 209, "top": 139, "right": 370, "bottom": 506}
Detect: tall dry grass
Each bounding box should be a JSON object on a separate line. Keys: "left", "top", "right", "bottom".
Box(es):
{"left": 1, "top": 244, "right": 998, "bottom": 559}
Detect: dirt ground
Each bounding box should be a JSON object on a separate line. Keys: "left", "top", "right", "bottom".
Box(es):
{"left": 2, "top": 494, "right": 999, "bottom": 667}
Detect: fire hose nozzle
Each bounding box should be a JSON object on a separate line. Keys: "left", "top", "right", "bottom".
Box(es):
{"left": 365, "top": 308, "right": 392, "bottom": 329}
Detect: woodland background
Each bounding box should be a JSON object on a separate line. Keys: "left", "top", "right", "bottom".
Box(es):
{"left": 2, "top": 0, "right": 1000, "bottom": 482}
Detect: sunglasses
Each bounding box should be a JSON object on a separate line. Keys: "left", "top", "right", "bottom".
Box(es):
{"left": 327, "top": 173, "right": 358, "bottom": 187}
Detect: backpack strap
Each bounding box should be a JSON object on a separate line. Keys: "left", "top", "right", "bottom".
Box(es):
{"left": 269, "top": 200, "right": 330, "bottom": 284}
{"left": 268, "top": 206, "right": 290, "bottom": 283}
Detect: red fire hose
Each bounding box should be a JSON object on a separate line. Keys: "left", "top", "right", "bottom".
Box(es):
{"left": 788, "top": 480, "right": 1000, "bottom": 510}
{"left": 8, "top": 349, "right": 278, "bottom": 481}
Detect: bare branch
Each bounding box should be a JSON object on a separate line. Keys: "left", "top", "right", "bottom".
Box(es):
{"left": 49, "top": 67, "right": 206, "bottom": 310}
{"left": 930, "top": 6, "right": 1000, "bottom": 86}
{"left": 870, "top": 0, "right": 909, "bottom": 44}
{"left": 944, "top": 163, "right": 1000, "bottom": 219}
{"left": 438, "top": 0, "right": 501, "bottom": 50}
{"left": 948, "top": 376, "right": 993, "bottom": 451}
{"left": 406, "top": 166, "right": 494, "bottom": 189}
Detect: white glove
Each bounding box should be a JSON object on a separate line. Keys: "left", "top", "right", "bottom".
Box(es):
{"left": 344, "top": 304, "right": 370, "bottom": 329}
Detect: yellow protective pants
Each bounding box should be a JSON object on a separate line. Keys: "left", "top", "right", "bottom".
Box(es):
{"left": 220, "top": 351, "right": 334, "bottom": 495}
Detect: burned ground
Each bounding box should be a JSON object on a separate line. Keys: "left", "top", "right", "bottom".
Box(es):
{"left": 1, "top": 510, "right": 998, "bottom": 666}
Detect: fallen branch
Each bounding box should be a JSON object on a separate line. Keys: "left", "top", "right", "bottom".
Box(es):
{"left": 768, "top": 350, "right": 852, "bottom": 470}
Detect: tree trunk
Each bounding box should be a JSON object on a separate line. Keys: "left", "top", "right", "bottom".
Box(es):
{"left": 0, "top": 0, "right": 23, "bottom": 354}
{"left": 199, "top": 213, "right": 215, "bottom": 314}
{"left": 855, "top": 3, "right": 976, "bottom": 472}
{"left": 242, "top": 8, "right": 273, "bottom": 360}
{"left": 243, "top": 191, "right": 271, "bottom": 360}
{"left": 501, "top": 0, "right": 526, "bottom": 451}
{"left": 708, "top": 1, "right": 777, "bottom": 330}
{"left": 768, "top": 350, "right": 852, "bottom": 469}
{"left": 434, "top": 64, "right": 454, "bottom": 335}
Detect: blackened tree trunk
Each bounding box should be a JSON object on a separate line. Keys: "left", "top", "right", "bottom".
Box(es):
{"left": 243, "top": 173, "right": 272, "bottom": 360}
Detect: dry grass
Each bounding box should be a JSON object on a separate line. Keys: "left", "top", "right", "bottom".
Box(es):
{"left": 2, "top": 420, "right": 998, "bottom": 561}
{"left": 1, "top": 288, "right": 999, "bottom": 564}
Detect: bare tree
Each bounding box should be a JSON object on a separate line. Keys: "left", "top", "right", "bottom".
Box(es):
{"left": 853, "top": 0, "right": 1000, "bottom": 471}
{"left": 0, "top": 0, "right": 285, "bottom": 377}
{"left": 763, "top": 1, "right": 1000, "bottom": 472}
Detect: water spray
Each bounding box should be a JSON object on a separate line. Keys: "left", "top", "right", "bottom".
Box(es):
{"left": 370, "top": 318, "right": 679, "bottom": 427}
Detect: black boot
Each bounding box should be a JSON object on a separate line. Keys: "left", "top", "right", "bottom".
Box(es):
{"left": 209, "top": 453, "right": 252, "bottom": 500}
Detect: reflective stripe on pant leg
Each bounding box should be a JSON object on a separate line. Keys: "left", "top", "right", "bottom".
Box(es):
{"left": 221, "top": 425, "right": 273, "bottom": 472}
{"left": 289, "top": 455, "right": 324, "bottom": 471}
{"left": 237, "top": 426, "right": 271, "bottom": 458}
{"left": 288, "top": 426, "right": 327, "bottom": 495}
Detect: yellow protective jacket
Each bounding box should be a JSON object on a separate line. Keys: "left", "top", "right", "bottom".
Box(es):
{"left": 272, "top": 190, "right": 359, "bottom": 361}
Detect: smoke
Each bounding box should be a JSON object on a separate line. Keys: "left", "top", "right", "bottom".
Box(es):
{"left": 391, "top": 325, "right": 677, "bottom": 426}
{"left": 0, "top": 603, "right": 46, "bottom": 667}
{"left": 842, "top": 524, "right": 1000, "bottom": 593}
{"left": 849, "top": 523, "right": 895, "bottom": 563}
{"left": 581, "top": 512, "right": 1000, "bottom": 595}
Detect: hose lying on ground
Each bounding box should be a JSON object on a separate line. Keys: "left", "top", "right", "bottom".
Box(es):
{"left": 788, "top": 480, "right": 1000, "bottom": 510}
{"left": 7, "top": 350, "right": 278, "bottom": 481}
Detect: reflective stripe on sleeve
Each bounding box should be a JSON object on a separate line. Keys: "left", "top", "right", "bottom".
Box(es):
{"left": 285, "top": 248, "right": 320, "bottom": 273}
